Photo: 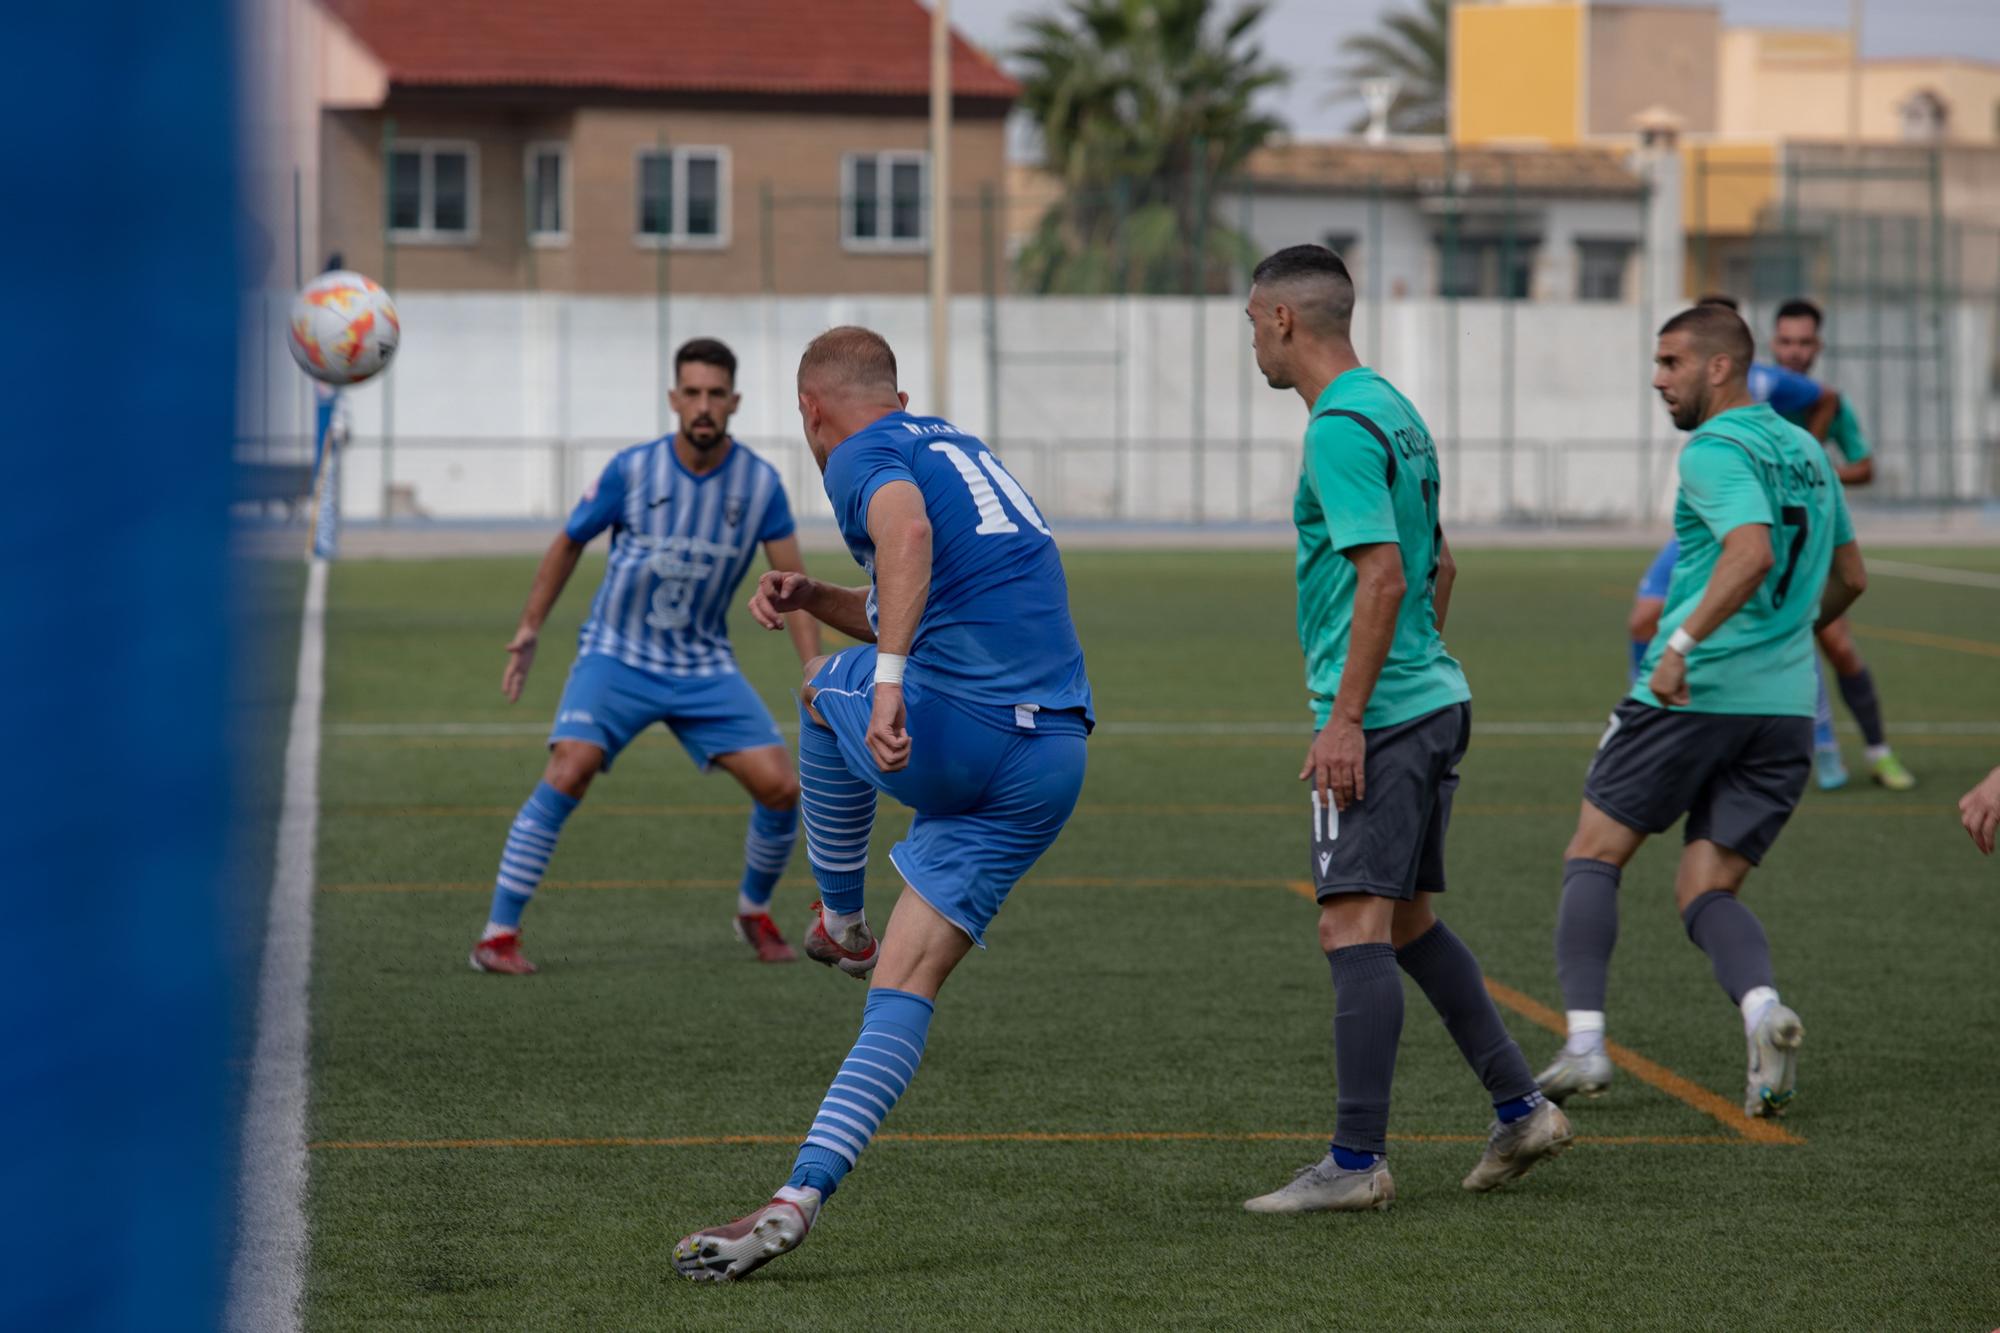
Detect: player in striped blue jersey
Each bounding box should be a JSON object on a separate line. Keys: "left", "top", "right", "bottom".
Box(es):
{"left": 469, "top": 338, "right": 821, "bottom": 974}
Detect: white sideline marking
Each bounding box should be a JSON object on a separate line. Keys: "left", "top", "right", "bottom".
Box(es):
{"left": 1867, "top": 558, "right": 2000, "bottom": 591}
{"left": 324, "top": 717, "right": 2000, "bottom": 739}
{"left": 225, "top": 557, "right": 326, "bottom": 1333}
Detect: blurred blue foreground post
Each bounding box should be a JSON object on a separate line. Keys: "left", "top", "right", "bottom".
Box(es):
{"left": 0, "top": 0, "right": 241, "bottom": 1327}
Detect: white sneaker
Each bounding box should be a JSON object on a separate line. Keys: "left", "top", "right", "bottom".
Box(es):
{"left": 672, "top": 1190, "right": 819, "bottom": 1282}
{"left": 1243, "top": 1154, "right": 1394, "bottom": 1214}
{"left": 1744, "top": 1003, "right": 1804, "bottom": 1119}
{"left": 1462, "top": 1101, "right": 1574, "bottom": 1193}
{"left": 1536, "top": 1046, "right": 1614, "bottom": 1105}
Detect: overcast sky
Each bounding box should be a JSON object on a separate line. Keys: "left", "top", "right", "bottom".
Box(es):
{"left": 948, "top": 0, "right": 2000, "bottom": 143}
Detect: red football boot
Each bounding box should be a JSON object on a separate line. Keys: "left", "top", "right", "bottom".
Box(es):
{"left": 801, "top": 900, "right": 878, "bottom": 979}
{"left": 469, "top": 930, "right": 538, "bottom": 975}
{"left": 732, "top": 911, "right": 798, "bottom": 963}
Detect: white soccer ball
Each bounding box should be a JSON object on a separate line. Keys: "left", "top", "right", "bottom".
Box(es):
{"left": 287, "top": 269, "right": 400, "bottom": 386}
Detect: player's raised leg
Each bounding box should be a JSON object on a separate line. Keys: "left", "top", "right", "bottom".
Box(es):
{"left": 1675, "top": 843, "right": 1802, "bottom": 1117}
{"left": 710, "top": 743, "right": 802, "bottom": 963}
{"left": 472, "top": 741, "right": 599, "bottom": 975}
{"left": 1391, "top": 897, "right": 1569, "bottom": 1190}
{"left": 795, "top": 667, "right": 880, "bottom": 977}
{"left": 1818, "top": 617, "right": 1914, "bottom": 790}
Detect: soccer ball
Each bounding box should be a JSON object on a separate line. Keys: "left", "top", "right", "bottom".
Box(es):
{"left": 288, "top": 270, "right": 400, "bottom": 386}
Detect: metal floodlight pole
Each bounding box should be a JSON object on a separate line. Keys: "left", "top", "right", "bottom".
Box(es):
{"left": 929, "top": 0, "right": 952, "bottom": 418}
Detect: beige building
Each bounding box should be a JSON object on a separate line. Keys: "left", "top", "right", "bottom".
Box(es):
{"left": 313, "top": 0, "right": 1016, "bottom": 294}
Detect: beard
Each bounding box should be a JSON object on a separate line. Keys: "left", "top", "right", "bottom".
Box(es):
{"left": 683, "top": 419, "right": 723, "bottom": 448}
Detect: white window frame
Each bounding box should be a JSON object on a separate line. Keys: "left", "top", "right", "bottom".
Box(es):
{"left": 632, "top": 145, "right": 731, "bottom": 250}
{"left": 841, "top": 151, "right": 930, "bottom": 253}
{"left": 386, "top": 138, "right": 480, "bottom": 245}
{"left": 524, "top": 140, "right": 570, "bottom": 248}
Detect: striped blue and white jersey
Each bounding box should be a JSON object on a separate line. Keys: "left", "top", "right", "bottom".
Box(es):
{"left": 566, "top": 436, "right": 796, "bottom": 677}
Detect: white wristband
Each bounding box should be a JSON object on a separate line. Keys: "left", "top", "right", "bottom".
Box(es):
{"left": 875, "top": 653, "right": 907, "bottom": 686}
{"left": 1667, "top": 627, "right": 1700, "bottom": 657}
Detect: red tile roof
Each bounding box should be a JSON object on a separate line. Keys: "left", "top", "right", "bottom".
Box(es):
{"left": 318, "top": 0, "right": 1019, "bottom": 100}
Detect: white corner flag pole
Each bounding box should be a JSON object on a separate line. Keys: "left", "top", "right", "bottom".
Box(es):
{"left": 929, "top": 0, "right": 952, "bottom": 418}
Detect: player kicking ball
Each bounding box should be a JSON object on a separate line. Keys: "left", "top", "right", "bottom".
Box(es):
{"left": 671, "top": 327, "right": 1093, "bottom": 1281}
{"left": 1240, "top": 245, "right": 1570, "bottom": 1216}
{"left": 1542, "top": 304, "right": 1868, "bottom": 1118}
{"left": 469, "top": 338, "right": 820, "bottom": 975}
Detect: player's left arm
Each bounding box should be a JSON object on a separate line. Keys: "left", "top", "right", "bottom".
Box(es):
{"left": 1649, "top": 438, "right": 1773, "bottom": 706}
{"left": 759, "top": 535, "right": 823, "bottom": 666}
{"left": 861, "top": 480, "right": 933, "bottom": 772}
{"left": 1814, "top": 479, "right": 1866, "bottom": 630}
{"left": 1828, "top": 400, "right": 1873, "bottom": 485}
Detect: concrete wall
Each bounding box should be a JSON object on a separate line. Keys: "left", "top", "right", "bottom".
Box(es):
{"left": 1587, "top": 5, "right": 1719, "bottom": 138}
{"left": 243, "top": 290, "right": 1993, "bottom": 527}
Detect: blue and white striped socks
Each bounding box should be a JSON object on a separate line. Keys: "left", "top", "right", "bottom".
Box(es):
{"left": 486, "top": 781, "right": 578, "bottom": 936}
{"left": 787, "top": 987, "right": 934, "bottom": 1198}
{"left": 798, "top": 701, "right": 874, "bottom": 917}
{"left": 737, "top": 800, "right": 799, "bottom": 915}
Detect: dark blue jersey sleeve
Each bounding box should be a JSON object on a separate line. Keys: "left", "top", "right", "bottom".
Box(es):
{"left": 1748, "top": 363, "right": 1824, "bottom": 416}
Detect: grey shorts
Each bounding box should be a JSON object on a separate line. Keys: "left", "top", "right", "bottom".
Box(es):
{"left": 1584, "top": 698, "right": 1812, "bottom": 865}
{"left": 1309, "top": 702, "right": 1470, "bottom": 902}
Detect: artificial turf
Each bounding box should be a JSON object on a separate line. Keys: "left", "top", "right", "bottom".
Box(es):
{"left": 304, "top": 545, "right": 2000, "bottom": 1329}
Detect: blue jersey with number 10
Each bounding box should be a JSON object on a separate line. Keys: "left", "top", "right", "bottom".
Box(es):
{"left": 822, "top": 412, "right": 1093, "bottom": 731}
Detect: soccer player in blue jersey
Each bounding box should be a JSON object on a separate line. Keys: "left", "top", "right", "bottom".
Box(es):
{"left": 468, "top": 338, "right": 821, "bottom": 975}
{"left": 672, "top": 326, "right": 1092, "bottom": 1281}
{"left": 1770, "top": 298, "right": 1916, "bottom": 791}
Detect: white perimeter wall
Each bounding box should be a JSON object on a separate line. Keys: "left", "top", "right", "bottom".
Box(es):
{"left": 239, "top": 291, "right": 1994, "bottom": 526}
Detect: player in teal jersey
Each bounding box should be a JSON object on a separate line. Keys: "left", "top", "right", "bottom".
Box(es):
{"left": 1771, "top": 298, "right": 1917, "bottom": 791}
{"left": 1240, "top": 245, "right": 1570, "bottom": 1215}
{"left": 1543, "top": 304, "right": 1870, "bottom": 1121}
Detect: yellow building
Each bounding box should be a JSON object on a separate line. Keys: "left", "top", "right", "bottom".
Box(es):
{"left": 1449, "top": 1, "right": 2000, "bottom": 295}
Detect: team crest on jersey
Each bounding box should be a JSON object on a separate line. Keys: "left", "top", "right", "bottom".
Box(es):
{"left": 724, "top": 496, "right": 746, "bottom": 528}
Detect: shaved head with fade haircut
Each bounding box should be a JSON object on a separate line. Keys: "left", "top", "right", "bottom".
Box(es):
{"left": 794, "top": 325, "right": 912, "bottom": 470}
{"left": 1652, "top": 302, "right": 1757, "bottom": 431}
{"left": 1251, "top": 244, "right": 1356, "bottom": 336}
{"left": 798, "top": 325, "right": 900, "bottom": 399}
{"left": 1245, "top": 244, "right": 1362, "bottom": 396}
{"left": 1659, "top": 303, "right": 1755, "bottom": 382}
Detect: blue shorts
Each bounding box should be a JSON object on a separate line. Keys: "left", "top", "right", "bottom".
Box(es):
{"left": 549, "top": 652, "right": 784, "bottom": 773}
{"left": 806, "top": 646, "right": 1088, "bottom": 946}
{"left": 1637, "top": 538, "right": 1680, "bottom": 600}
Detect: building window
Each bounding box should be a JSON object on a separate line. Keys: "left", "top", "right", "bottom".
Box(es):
{"left": 634, "top": 147, "right": 729, "bottom": 247}
{"left": 843, "top": 152, "right": 928, "bottom": 250}
{"left": 1576, "top": 239, "right": 1633, "bottom": 301}
{"left": 1322, "top": 232, "right": 1358, "bottom": 259}
{"left": 526, "top": 142, "right": 568, "bottom": 245}
{"left": 387, "top": 141, "right": 478, "bottom": 243}
{"left": 1435, "top": 235, "right": 1537, "bottom": 299}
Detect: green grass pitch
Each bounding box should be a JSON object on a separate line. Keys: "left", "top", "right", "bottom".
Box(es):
{"left": 306, "top": 545, "right": 2000, "bottom": 1329}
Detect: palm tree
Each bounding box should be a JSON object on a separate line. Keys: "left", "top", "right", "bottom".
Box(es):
{"left": 1012, "top": 0, "right": 1287, "bottom": 294}
{"left": 1333, "top": 0, "right": 1449, "bottom": 136}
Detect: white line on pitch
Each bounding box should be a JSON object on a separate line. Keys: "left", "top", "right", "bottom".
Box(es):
{"left": 225, "top": 558, "right": 325, "bottom": 1333}
{"left": 1867, "top": 558, "right": 2000, "bottom": 591}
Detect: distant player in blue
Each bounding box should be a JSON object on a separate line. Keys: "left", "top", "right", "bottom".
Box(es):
{"left": 1627, "top": 296, "right": 1847, "bottom": 780}
{"left": 469, "top": 338, "right": 821, "bottom": 975}
{"left": 673, "top": 326, "right": 1092, "bottom": 1282}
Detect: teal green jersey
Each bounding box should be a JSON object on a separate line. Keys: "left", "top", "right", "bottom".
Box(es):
{"left": 1781, "top": 396, "right": 1871, "bottom": 463}
{"left": 1634, "top": 404, "right": 1855, "bottom": 717}
{"left": 1294, "top": 368, "right": 1470, "bottom": 729}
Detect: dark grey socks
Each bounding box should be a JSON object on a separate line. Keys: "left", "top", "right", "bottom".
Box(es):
{"left": 1555, "top": 858, "right": 1622, "bottom": 1011}
{"left": 1681, "top": 889, "right": 1775, "bottom": 1004}
{"left": 1837, "top": 668, "right": 1887, "bottom": 748}
{"left": 1397, "top": 920, "right": 1539, "bottom": 1105}
{"left": 1327, "top": 943, "right": 1403, "bottom": 1157}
